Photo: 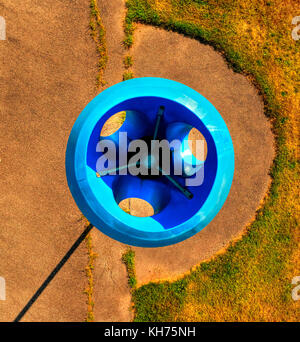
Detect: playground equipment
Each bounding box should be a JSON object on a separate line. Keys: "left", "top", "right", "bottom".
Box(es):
{"left": 65, "top": 77, "right": 234, "bottom": 247}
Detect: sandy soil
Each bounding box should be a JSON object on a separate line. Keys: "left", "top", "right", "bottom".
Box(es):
{"left": 0, "top": 0, "right": 97, "bottom": 321}
{"left": 131, "top": 25, "right": 275, "bottom": 284}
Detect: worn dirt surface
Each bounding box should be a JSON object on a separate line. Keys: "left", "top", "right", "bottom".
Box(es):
{"left": 98, "top": 0, "right": 126, "bottom": 88}
{"left": 131, "top": 25, "right": 275, "bottom": 284}
{"left": 0, "top": 0, "right": 133, "bottom": 322}
{"left": 0, "top": 0, "right": 97, "bottom": 321}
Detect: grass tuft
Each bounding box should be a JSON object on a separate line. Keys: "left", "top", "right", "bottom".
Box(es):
{"left": 122, "top": 248, "right": 137, "bottom": 289}
{"left": 90, "top": 0, "right": 108, "bottom": 88}
{"left": 124, "top": 55, "right": 134, "bottom": 68}
{"left": 81, "top": 216, "right": 98, "bottom": 322}
{"left": 123, "top": 70, "right": 135, "bottom": 81}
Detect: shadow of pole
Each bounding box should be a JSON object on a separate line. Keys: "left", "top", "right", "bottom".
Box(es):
{"left": 14, "top": 224, "right": 94, "bottom": 322}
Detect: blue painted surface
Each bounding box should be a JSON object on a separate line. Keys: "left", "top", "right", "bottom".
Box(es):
{"left": 165, "top": 121, "right": 205, "bottom": 177}
{"left": 65, "top": 77, "right": 234, "bottom": 247}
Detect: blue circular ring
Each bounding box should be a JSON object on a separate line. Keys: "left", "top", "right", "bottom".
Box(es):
{"left": 65, "top": 77, "right": 234, "bottom": 247}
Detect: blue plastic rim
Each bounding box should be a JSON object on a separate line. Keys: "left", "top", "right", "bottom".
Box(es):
{"left": 65, "top": 77, "right": 234, "bottom": 247}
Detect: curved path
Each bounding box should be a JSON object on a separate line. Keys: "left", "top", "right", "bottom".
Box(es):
{"left": 131, "top": 25, "right": 274, "bottom": 283}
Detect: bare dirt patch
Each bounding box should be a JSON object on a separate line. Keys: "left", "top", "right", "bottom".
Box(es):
{"left": 0, "top": 0, "right": 97, "bottom": 321}
{"left": 131, "top": 25, "right": 275, "bottom": 284}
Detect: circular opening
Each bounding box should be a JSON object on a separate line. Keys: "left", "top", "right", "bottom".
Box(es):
{"left": 88, "top": 96, "right": 217, "bottom": 229}
{"left": 188, "top": 128, "right": 208, "bottom": 161}
{"left": 100, "top": 111, "right": 126, "bottom": 137}
{"left": 119, "top": 198, "right": 155, "bottom": 217}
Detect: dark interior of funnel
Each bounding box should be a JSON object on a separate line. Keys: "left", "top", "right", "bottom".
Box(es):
{"left": 86, "top": 96, "right": 217, "bottom": 229}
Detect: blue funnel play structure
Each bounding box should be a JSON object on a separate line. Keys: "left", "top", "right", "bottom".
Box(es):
{"left": 65, "top": 78, "right": 234, "bottom": 247}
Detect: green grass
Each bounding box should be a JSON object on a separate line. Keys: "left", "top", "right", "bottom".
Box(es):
{"left": 124, "top": 55, "right": 134, "bottom": 68}
{"left": 133, "top": 279, "right": 188, "bottom": 321}
{"left": 81, "top": 218, "right": 98, "bottom": 322}
{"left": 124, "top": 13, "right": 135, "bottom": 48}
{"left": 89, "top": 0, "right": 108, "bottom": 88}
{"left": 123, "top": 70, "right": 135, "bottom": 81}
{"left": 122, "top": 248, "right": 137, "bottom": 288}
{"left": 125, "top": 0, "right": 299, "bottom": 322}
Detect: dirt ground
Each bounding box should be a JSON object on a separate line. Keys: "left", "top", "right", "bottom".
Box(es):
{"left": 131, "top": 25, "right": 275, "bottom": 284}
{"left": 0, "top": 0, "right": 97, "bottom": 321}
